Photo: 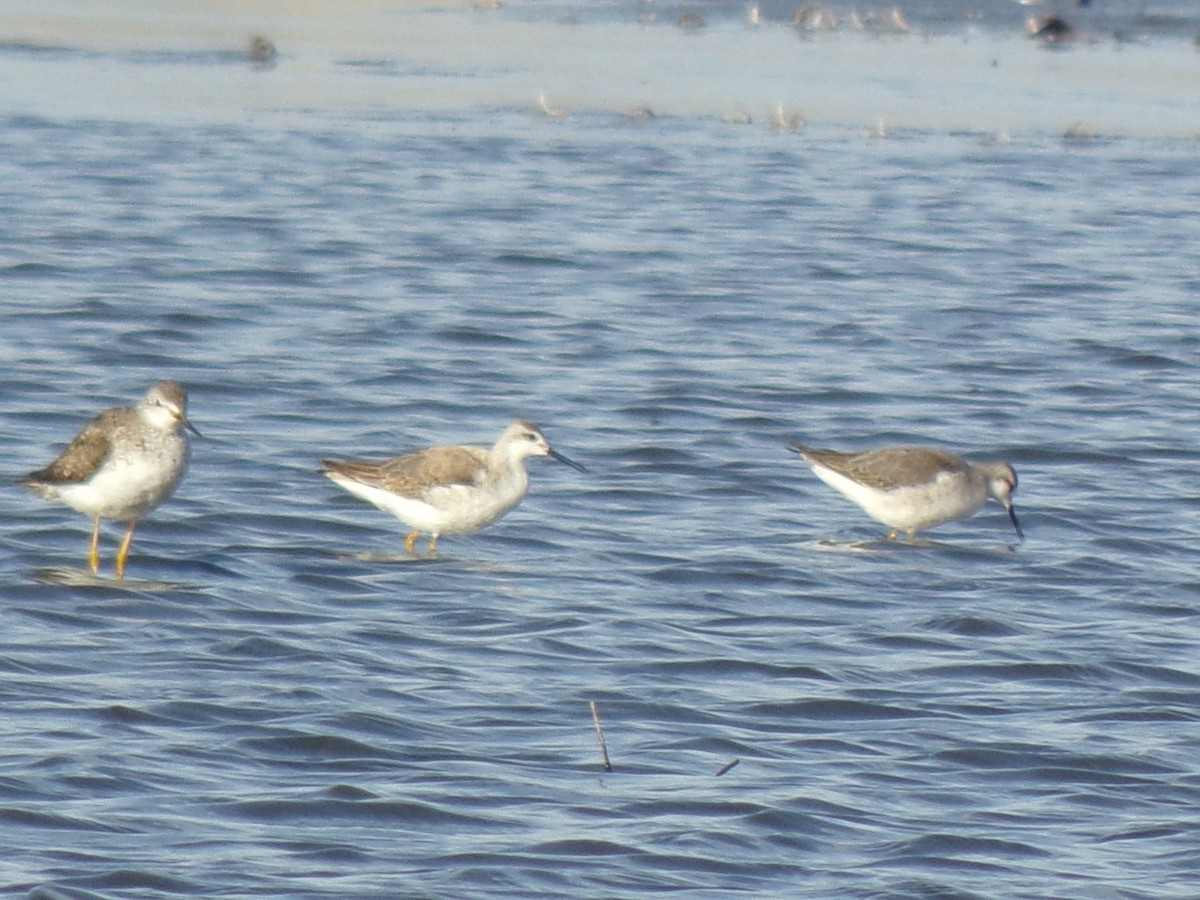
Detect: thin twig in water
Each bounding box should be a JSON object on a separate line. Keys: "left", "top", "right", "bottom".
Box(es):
{"left": 715, "top": 758, "right": 740, "bottom": 777}
{"left": 590, "top": 700, "right": 613, "bottom": 772}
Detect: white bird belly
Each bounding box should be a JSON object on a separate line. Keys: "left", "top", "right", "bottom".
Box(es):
{"left": 330, "top": 474, "right": 528, "bottom": 535}
{"left": 812, "top": 466, "right": 985, "bottom": 532}
{"left": 52, "top": 442, "right": 188, "bottom": 520}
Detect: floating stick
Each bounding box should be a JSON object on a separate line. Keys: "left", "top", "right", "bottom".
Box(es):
{"left": 589, "top": 701, "right": 613, "bottom": 772}
{"left": 715, "top": 758, "right": 740, "bottom": 777}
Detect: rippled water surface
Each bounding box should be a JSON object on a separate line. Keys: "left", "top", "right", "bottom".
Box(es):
{"left": 1, "top": 3, "right": 1199, "bottom": 898}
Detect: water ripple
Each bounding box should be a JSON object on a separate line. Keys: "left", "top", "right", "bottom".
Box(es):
{"left": 2, "top": 59, "right": 1199, "bottom": 898}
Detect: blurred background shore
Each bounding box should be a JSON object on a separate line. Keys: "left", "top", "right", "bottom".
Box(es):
{"left": 2, "top": 0, "right": 1198, "bottom": 136}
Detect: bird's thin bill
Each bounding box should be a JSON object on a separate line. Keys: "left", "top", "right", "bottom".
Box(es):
{"left": 183, "top": 418, "right": 203, "bottom": 438}
{"left": 549, "top": 449, "right": 587, "bottom": 472}
{"left": 1007, "top": 504, "right": 1025, "bottom": 542}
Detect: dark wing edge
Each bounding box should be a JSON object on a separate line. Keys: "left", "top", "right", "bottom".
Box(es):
{"left": 19, "top": 412, "right": 118, "bottom": 486}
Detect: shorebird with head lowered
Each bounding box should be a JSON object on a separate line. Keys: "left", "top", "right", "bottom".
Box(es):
{"left": 17, "top": 380, "right": 200, "bottom": 579}
{"left": 787, "top": 442, "right": 1023, "bottom": 543}
{"left": 321, "top": 420, "right": 586, "bottom": 555}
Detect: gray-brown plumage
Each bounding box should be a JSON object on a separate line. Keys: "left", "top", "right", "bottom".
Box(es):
{"left": 322, "top": 445, "right": 490, "bottom": 501}
{"left": 322, "top": 420, "right": 585, "bottom": 554}
{"left": 788, "top": 442, "right": 1023, "bottom": 542}
{"left": 24, "top": 407, "right": 131, "bottom": 489}
{"left": 795, "top": 446, "right": 971, "bottom": 492}
{"left": 18, "top": 381, "right": 199, "bottom": 578}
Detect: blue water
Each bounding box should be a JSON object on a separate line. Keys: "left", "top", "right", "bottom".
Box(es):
{"left": 2, "top": 5, "right": 1200, "bottom": 898}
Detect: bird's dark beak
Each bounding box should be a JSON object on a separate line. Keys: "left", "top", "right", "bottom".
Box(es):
{"left": 1006, "top": 502, "right": 1024, "bottom": 542}
{"left": 549, "top": 448, "right": 586, "bottom": 473}
{"left": 182, "top": 415, "right": 203, "bottom": 438}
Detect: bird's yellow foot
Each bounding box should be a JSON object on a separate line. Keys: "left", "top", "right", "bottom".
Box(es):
{"left": 404, "top": 531, "right": 420, "bottom": 554}
{"left": 115, "top": 523, "right": 136, "bottom": 581}
{"left": 88, "top": 518, "right": 102, "bottom": 574}
{"left": 886, "top": 529, "right": 899, "bottom": 541}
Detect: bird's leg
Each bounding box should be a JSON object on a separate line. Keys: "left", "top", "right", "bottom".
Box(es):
{"left": 886, "top": 529, "right": 898, "bottom": 541}
{"left": 88, "top": 517, "right": 102, "bottom": 574}
{"left": 427, "top": 534, "right": 440, "bottom": 556}
{"left": 115, "top": 520, "right": 137, "bottom": 580}
{"left": 404, "top": 530, "right": 420, "bottom": 554}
